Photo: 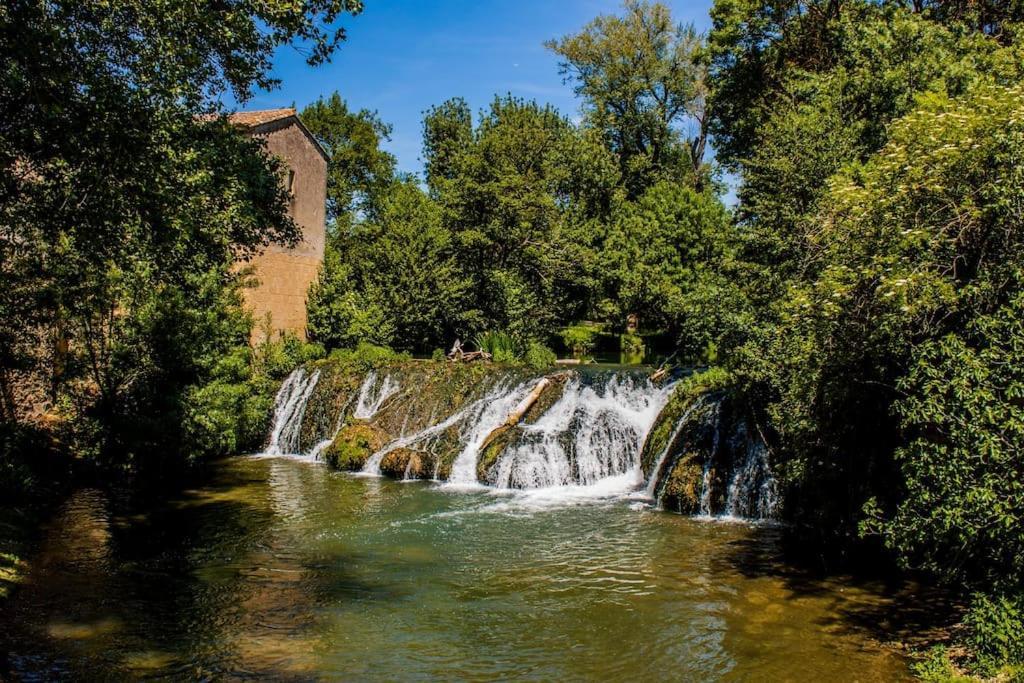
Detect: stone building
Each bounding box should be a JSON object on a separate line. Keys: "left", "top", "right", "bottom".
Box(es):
{"left": 229, "top": 108, "right": 328, "bottom": 343}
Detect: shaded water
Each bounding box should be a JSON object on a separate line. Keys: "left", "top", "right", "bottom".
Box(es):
{"left": 1, "top": 456, "right": 915, "bottom": 681}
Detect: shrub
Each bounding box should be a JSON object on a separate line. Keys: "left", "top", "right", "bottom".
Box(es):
{"left": 431, "top": 348, "right": 446, "bottom": 362}
{"left": 560, "top": 323, "right": 601, "bottom": 356}
{"left": 524, "top": 341, "right": 557, "bottom": 370}
{"left": 912, "top": 647, "right": 971, "bottom": 683}
{"left": 474, "top": 330, "right": 519, "bottom": 363}
{"left": 327, "top": 342, "right": 409, "bottom": 372}
{"left": 621, "top": 332, "right": 644, "bottom": 355}
{"left": 181, "top": 336, "right": 327, "bottom": 460}
{"left": 965, "top": 592, "right": 1024, "bottom": 676}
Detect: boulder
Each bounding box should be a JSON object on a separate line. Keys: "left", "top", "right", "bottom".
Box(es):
{"left": 323, "top": 423, "right": 388, "bottom": 471}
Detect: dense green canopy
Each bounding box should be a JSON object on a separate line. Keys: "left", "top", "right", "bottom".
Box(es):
{"left": 1, "top": 0, "right": 363, "bottom": 471}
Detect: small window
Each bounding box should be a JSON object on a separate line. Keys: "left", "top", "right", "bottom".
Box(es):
{"left": 286, "top": 169, "right": 296, "bottom": 195}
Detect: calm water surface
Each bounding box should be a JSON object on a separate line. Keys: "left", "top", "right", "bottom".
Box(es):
{"left": 1, "top": 455, "right": 914, "bottom": 681}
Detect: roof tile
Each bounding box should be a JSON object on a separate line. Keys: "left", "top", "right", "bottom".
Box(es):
{"left": 227, "top": 108, "right": 297, "bottom": 127}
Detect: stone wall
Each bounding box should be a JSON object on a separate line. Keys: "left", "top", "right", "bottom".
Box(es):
{"left": 239, "top": 117, "right": 327, "bottom": 343}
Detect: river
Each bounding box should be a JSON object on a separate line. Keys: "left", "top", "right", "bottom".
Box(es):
{"left": 0, "top": 454, "right": 915, "bottom": 680}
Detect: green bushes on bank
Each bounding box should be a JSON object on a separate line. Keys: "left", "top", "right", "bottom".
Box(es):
{"left": 914, "top": 592, "right": 1024, "bottom": 681}
{"left": 182, "top": 336, "right": 326, "bottom": 459}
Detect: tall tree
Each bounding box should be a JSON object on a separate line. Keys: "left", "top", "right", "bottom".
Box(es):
{"left": 301, "top": 93, "right": 396, "bottom": 225}
{"left": 547, "top": 0, "right": 708, "bottom": 196}
{"left": 423, "top": 95, "right": 619, "bottom": 341}
{"left": 0, "top": 0, "right": 364, "bottom": 467}
{"left": 308, "top": 179, "right": 475, "bottom": 352}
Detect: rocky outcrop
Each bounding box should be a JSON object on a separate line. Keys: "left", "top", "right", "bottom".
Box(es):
{"left": 323, "top": 423, "right": 388, "bottom": 471}
{"left": 639, "top": 371, "right": 778, "bottom": 519}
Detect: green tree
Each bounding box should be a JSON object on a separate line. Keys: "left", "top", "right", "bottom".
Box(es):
{"left": 308, "top": 180, "right": 475, "bottom": 352}
{"left": 422, "top": 97, "right": 474, "bottom": 196}
{"left": 301, "top": 92, "right": 396, "bottom": 224}
{"left": 706, "top": 1, "right": 1024, "bottom": 591}
{"left": 423, "top": 95, "right": 619, "bottom": 342}
{"left": 0, "top": 0, "right": 364, "bottom": 471}
{"left": 814, "top": 85, "right": 1024, "bottom": 589}
{"left": 602, "top": 181, "right": 741, "bottom": 359}
{"left": 547, "top": 0, "right": 709, "bottom": 196}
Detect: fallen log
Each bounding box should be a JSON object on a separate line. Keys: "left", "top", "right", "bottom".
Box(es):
{"left": 650, "top": 366, "right": 671, "bottom": 383}
{"left": 478, "top": 372, "right": 568, "bottom": 453}
{"left": 448, "top": 350, "right": 493, "bottom": 362}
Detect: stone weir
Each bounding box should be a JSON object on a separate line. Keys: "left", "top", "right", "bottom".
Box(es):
{"left": 263, "top": 359, "right": 779, "bottom": 520}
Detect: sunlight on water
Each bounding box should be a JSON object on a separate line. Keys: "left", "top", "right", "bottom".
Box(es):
{"left": 0, "top": 456, "right": 916, "bottom": 681}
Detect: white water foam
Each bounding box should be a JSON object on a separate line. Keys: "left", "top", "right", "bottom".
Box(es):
{"left": 489, "top": 375, "right": 675, "bottom": 491}
{"left": 259, "top": 366, "right": 778, "bottom": 521}
{"left": 353, "top": 371, "right": 400, "bottom": 419}
{"left": 265, "top": 368, "right": 320, "bottom": 456}
{"left": 358, "top": 379, "right": 532, "bottom": 480}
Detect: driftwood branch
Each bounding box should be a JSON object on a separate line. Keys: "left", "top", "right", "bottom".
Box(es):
{"left": 478, "top": 373, "right": 569, "bottom": 452}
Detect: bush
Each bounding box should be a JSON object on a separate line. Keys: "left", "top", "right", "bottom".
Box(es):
{"left": 326, "top": 342, "right": 409, "bottom": 372}
{"left": 965, "top": 592, "right": 1024, "bottom": 676}
{"left": 524, "top": 341, "right": 557, "bottom": 370}
{"left": 431, "top": 348, "right": 446, "bottom": 362}
{"left": 621, "top": 332, "right": 644, "bottom": 355}
{"left": 181, "top": 336, "right": 326, "bottom": 460}
{"left": 560, "top": 323, "right": 601, "bottom": 356}
{"left": 912, "top": 647, "right": 971, "bottom": 683}
{"left": 474, "top": 330, "right": 519, "bottom": 364}
{"left": 255, "top": 334, "right": 326, "bottom": 379}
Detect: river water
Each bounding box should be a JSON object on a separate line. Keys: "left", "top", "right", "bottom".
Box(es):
{"left": 1, "top": 455, "right": 914, "bottom": 681}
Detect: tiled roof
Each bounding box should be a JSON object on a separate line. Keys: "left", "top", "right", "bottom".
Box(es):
{"left": 227, "top": 108, "right": 297, "bottom": 127}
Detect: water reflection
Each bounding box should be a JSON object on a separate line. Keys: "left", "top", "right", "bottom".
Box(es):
{"left": 1, "top": 456, "right": 922, "bottom": 681}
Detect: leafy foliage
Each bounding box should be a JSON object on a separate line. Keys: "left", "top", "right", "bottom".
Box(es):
{"left": 0, "top": 0, "right": 363, "bottom": 474}
{"left": 705, "top": 1, "right": 1024, "bottom": 669}
{"left": 474, "top": 331, "right": 519, "bottom": 364}
{"left": 301, "top": 92, "right": 396, "bottom": 223}
{"left": 547, "top": 0, "right": 709, "bottom": 195}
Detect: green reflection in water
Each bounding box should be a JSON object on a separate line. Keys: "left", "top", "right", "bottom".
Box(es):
{"left": 2, "top": 456, "right": 915, "bottom": 681}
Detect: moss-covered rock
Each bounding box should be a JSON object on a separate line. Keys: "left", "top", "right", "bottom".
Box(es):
{"left": 379, "top": 448, "right": 430, "bottom": 479}
{"left": 323, "top": 423, "right": 387, "bottom": 471}
{"left": 477, "top": 426, "right": 520, "bottom": 482}
{"left": 640, "top": 367, "right": 732, "bottom": 478}
{"left": 660, "top": 454, "right": 704, "bottom": 514}
{"left": 432, "top": 425, "right": 464, "bottom": 480}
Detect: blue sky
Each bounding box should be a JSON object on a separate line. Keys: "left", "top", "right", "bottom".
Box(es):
{"left": 242, "top": 0, "right": 716, "bottom": 179}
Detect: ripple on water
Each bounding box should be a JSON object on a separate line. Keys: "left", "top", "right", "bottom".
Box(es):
{"left": 0, "top": 456, "right": 920, "bottom": 681}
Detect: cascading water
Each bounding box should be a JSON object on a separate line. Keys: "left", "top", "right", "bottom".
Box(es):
{"left": 353, "top": 371, "right": 400, "bottom": 419}
{"left": 260, "top": 363, "right": 779, "bottom": 521}
{"left": 698, "top": 401, "right": 722, "bottom": 517}
{"left": 360, "top": 378, "right": 532, "bottom": 478}
{"left": 649, "top": 392, "right": 779, "bottom": 521}
{"left": 265, "top": 368, "right": 320, "bottom": 455}
{"left": 488, "top": 375, "right": 674, "bottom": 490}
{"left": 723, "top": 438, "right": 778, "bottom": 519}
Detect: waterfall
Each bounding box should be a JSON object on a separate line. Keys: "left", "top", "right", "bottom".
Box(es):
{"left": 652, "top": 392, "right": 779, "bottom": 521}
{"left": 261, "top": 363, "right": 779, "bottom": 521}
{"left": 353, "top": 371, "right": 400, "bottom": 419}
{"left": 447, "top": 381, "right": 535, "bottom": 485}
{"left": 723, "top": 438, "right": 778, "bottom": 519}
{"left": 265, "top": 368, "right": 321, "bottom": 455}
{"left": 360, "top": 379, "right": 532, "bottom": 478}
{"left": 697, "top": 401, "right": 722, "bottom": 517}
{"left": 489, "top": 375, "right": 674, "bottom": 490}
{"left": 643, "top": 397, "right": 706, "bottom": 499}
